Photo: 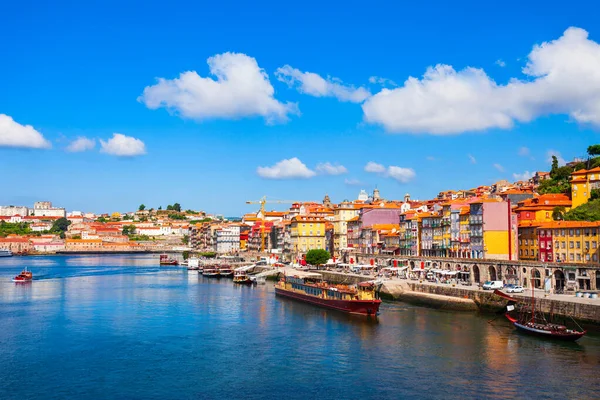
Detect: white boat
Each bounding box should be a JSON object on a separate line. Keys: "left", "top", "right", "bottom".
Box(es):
{"left": 0, "top": 249, "right": 13, "bottom": 257}
{"left": 203, "top": 267, "right": 220, "bottom": 277}
{"left": 186, "top": 257, "right": 200, "bottom": 271}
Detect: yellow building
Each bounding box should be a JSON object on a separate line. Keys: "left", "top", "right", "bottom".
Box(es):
{"left": 571, "top": 167, "right": 600, "bottom": 208}
{"left": 332, "top": 201, "right": 361, "bottom": 256}
{"left": 290, "top": 215, "right": 326, "bottom": 254}
{"left": 514, "top": 194, "right": 572, "bottom": 223}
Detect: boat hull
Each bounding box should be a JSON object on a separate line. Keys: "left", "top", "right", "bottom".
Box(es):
{"left": 275, "top": 287, "right": 381, "bottom": 316}
{"left": 233, "top": 278, "right": 254, "bottom": 285}
{"left": 505, "top": 314, "right": 586, "bottom": 341}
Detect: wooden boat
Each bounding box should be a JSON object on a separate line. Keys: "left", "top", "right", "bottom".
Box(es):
{"left": 502, "top": 283, "right": 586, "bottom": 341}
{"left": 202, "top": 267, "right": 220, "bottom": 277}
{"left": 275, "top": 272, "right": 381, "bottom": 316}
{"left": 13, "top": 267, "right": 33, "bottom": 283}
{"left": 159, "top": 254, "right": 179, "bottom": 266}
{"left": 218, "top": 265, "right": 234, "bottom": 278}
{"left": 233, "top": 271, "right": 254, "bottom": 285}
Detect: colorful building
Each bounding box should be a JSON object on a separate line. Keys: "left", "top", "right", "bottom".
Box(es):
{"left": 570, "top": 167, "right": 600, "bottom": 208}
{"left": 289, "top": 216, "right": 326, "bottom": 255}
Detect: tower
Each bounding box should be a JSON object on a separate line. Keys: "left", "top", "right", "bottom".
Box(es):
{"left": 373, "top": 187, "right": 381, "bottom": 202}
{"left": 323, "top": 194, "right": 332, "bottom": 208}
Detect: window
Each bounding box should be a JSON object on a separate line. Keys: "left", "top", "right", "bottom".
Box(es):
{"left": 546, "top": 212, "right": 550, "bottom": 219}
{"left": 576, "top": 229, "right": 580, "bottom": 236}
{"left": 525, "top": 249, "right": 529, "bottom": 256}
{"left": 561, "top": 241, "right": 566, "bottom": 249}
{"left": 569, "top": 229, "right": 574, "bottom": 236}
{"left": 586, "top": 254, "right": 590, "bottom": 261}
{"left": 525, "top": 239, "right": 528, "bottom": 246}
{"left": 519, "top": 249, "right": 522, "bottom": 256}
{"left": 576, "top": 254, "right": 581, "bottom": 261}
{"left": 593, "top": 229, "right": 597, "bottom": 236}
{"left": 519, "top": 239, "right": 522, "bottom": 245}
{"left": 594, "top": 254, "right": 598, "bottom": 262}
{"left": 562, "top": 229, "right": 566, "bottom": 237}
{"left": 576, "top": 241, "right": 581, "bottom": 249}
{"left": 555, "top": 241, "right": 560, "bottom": 248}
{"left": 570, "top": 254, "right": 574, "bottom": 261}
{"left": 570, "top": 241, "right": 574, "bottom": 249}
{"left": 585, "top": 229, "right": 590, "bottom": 236}
{"left": 540, "top": 230, "right": 545, "bottom": 237}
{"left": 540, "top": 241, "right": 545, "bottom": 249}
{"left": 593, "top": 241, "right": 597, "bottom": 249}
{"left": 585, "top": 241, "right": 590, "bottom": 249}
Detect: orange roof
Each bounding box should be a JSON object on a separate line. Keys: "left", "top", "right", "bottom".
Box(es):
{"left": 537, "top": 221, "right": 600, "bottom": 229}
{"left": 348, "top": 216, "right": 360, "bottom": 222}
{"left": 66, "top": 239, "right": 102, "bottom": 243}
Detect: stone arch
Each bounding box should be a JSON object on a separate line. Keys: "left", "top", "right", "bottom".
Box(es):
{"left": 473, "top": 264, "right": 480, "bottom": 283}
{"left": 488, "top": 265, "right": 497, "bottom": 281}
{"left": 596, "top": 270, "right": 600, "bottom": 291}
{"left": 505, "top": 266, "right": 517, "bottom": 284}
{"left": 554, "top": 270, "right": 566, "bottom": 291}
{"left": 445, "top": 263, "right": 451, "bottom": 270}
{"left": 531, "top": 268, "right": 542, "bottom": 289}
{"left": 432, "top": 262, "right": 438, "bottom": 268}
{"left": 409, "top": 260, "right": 415, "bottom": 268}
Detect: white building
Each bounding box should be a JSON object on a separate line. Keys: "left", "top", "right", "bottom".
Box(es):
{"left": 31, "top": 201, "right": 66, "bottom": 218}
{"left": 0, "top": 205, "right": 29, "bottom": 216}
{"left": 215, "top": 226, "right": 240, "bottom": 254}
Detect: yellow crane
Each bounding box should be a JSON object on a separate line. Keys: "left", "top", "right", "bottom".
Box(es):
{"left": 245, "top": 196, "right": 307, "bottom": 253}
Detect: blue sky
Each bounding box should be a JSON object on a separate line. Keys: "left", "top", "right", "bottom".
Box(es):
{"left": 1, "top": 1, "right": 600, "bottom": 216}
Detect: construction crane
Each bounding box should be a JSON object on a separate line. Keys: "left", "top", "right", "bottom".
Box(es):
{"left": 245, "top": 196, "right": 307, "bottom": 253}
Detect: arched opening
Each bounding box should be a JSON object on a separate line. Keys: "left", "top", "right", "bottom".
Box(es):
{"left": 488, "top": 265, "right": 497, "bottom": 281}
{"left": 505, "top": 266, "right": 517, "bottom": 284}
{"left": 596, "top": 270, "right": 600, "bottom": 291}
{"left": 473, "top": 265, "right": 480, "bottom": 283}
{"left": 445, "top": 263, "right": 451, "bottom": 270}
{"left": 554, "top": 270, "right": 566, "bottom": 292}
{"left": 531, "top": 268, "right": 542, "bottom": 289}
{"left": 432, "top": 262, "right": 438, "bottom": 268}
{"left": 409, "top": 260, "right": 415, "bottom": 268}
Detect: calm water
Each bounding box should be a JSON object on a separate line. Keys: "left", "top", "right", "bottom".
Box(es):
{"left": 0, "top": 255, "right": 598, "bottom": 400}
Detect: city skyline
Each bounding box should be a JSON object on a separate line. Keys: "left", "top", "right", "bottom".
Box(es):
{"left": 1, "top": 1, "right": 600, "bottom": 215}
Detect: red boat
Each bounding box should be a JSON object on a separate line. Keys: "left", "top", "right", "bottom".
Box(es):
{"left": 13, "top": 268, "right": 33, "bottom": 283}
{"left": 275, "top": 272, "right": 381, "bottom": 316}
{"left": 159, "top": 254, "right": 179, "bottom": 266}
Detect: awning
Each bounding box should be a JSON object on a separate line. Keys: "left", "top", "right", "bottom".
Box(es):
{"left": 411, "top": 267, "right": 425, "bottom": 272}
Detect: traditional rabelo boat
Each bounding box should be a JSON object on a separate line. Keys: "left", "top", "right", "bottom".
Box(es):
{"left": 159, "top": 254, "right": 179, "bottom": 266}
{"left": 13, "top": 267, "right": 33, "bottom": 283}
{"left": 275, "top": 271, "right": 381, "bottom": 316}
{"left": 233, "top": 270, "right": 254, "bottom": 285}
{"left": 499, "top": 286, "right": 586, "bottom": 341}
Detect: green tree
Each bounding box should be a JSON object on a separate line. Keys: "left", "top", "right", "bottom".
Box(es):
{"left": 51, "top": 217, "right": 71, "bottom": 234}
{"left": 550, "top": 155, "right": 559, "bottom": 176}
{"left": 97, "top": 216, "right": 107, "bottom": 223}
{"left": 552, "top": 206, "right": 566, "bottom": 221}
{"left": 158, "top": 206, "right": 162, "bottom": 210}
{"left": 305, "top": 249, "right": 330, "bottom": 267}
{"left": 587, "top": 144, "right": 600, "bottom": 157}
{"left": 591, "top": 189, "right": 600, "bottom": 201}
{"left": 172, "top": 203, "right": 181, "bottom": 212}
{"left": 182, "top": 235, "right": 189, "bottom": 245}
{"left": 122, "top": 225, "right": 136, "bottom": 236}
{"left": 138, "top": 204, "right": 146, "bottom": 211}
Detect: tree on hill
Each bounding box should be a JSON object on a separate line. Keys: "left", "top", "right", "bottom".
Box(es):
{"left": 563, "top": 199, "right": 600, "bottom": 221}
{"left": 138, "top": 204, "right": 146, "bottom": 211}
{"left": 305, "top": 249, "right": 330, "bottom": 267}
{"left": 552, "top": 206, "right": 566, "bottom": 221}
{"left": 587, "top": 144, "right": 600, "bottom": 157}
{"left": 158, "top": 206, "right": 162, "bottom": 210}
{"left": 51, "top": 217, "right": 71, "bottom": 239}
{"left": 122, "top": 225, "right": 136, "bottom": 236}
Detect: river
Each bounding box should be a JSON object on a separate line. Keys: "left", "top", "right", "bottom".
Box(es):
{"left": 0, "top": 255, "right": 598, "bottom": 399}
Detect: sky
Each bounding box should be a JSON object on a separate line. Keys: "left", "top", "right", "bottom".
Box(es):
{"left": 1, "top": 0, "right": 600, "bottom": 216}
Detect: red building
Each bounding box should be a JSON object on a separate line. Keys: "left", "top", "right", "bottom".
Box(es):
{"left": 538, "top": 227, "right": 553, "bottom": 262}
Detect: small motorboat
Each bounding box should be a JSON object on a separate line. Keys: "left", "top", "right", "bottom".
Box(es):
{"left": 159, "top": 254, "right": 179, "bottom": 266}
{"left": 13, "top": 268, "right": 33, "bottom": 283}
{"left": 202, "top": 267, "right": 220, "bottom": 278}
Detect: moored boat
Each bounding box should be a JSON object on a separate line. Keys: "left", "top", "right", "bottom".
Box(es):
{"left": 202, "top": 267, "right": 220, "bottom": 277}
{"left": 275, "top": 272, "right": 381, "bottom": 316}
{"left": 233, "top": 271, "right": 254, "bottom": 285}
{"left": 218, "top": 265, "right": 234, "bottom": 278}
{"left": 13, "top": 267, "right": 33, "bottom": 283}
{"left": 159, "top": 254, "right": 179, "bottom": 266}
{"left": 0, "top": 249, "right": 13, "bottom": 257}
{"left": 502, "top": 280, "right": 586, "bottom": 341}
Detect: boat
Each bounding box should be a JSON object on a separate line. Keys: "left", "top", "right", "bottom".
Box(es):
{"left": 233, "top": 270, "right": 255, "bottom": 285}
{"left": 186, "top": 257, "right": 200, "bottom": 271}
{"left": 159, "top": 254, "right": 179, "bottom": 266}
{"left": 202, "top": 267, "right": 220, "bottom": 277}
{"left": 0, "top": 249, "right": 13, "bottom": 257}
{"left": 13, "top": 267, "right": 33, "bottom": 283}
{"left": 275, "top": 272, "right": 381, "bottom": 316}
{"left": 218, "top": 265, "right": 234, "bottom": 278}
{"left": 502, "top": 284, "right": 586, "bottom": 341}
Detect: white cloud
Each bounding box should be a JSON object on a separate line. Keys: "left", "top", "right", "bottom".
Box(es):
{"left": 315, "top": 162, "right": 347, "bottom": 175}
{"left": 344, "top": 178, "right": 362, "bottom": 186}
{"left": 518, "top": 146, "right": 530, "bottom": 156}
{"left": 513, "top": 170, "right": 534, "bottom": 181}
{"left": 468, "top": 154, "right": 477, "bottom": 164}
{"left": 276, "top": 65, "right": 371, "bottom": 103}
{"left": 257, "top": 158, "right": 316, "bottom": 179}
{"left": 139, "top": 52, "right": 297, "bottom": 124}
{"left": 66, "top": 137, "right": 95, "bottom": 152}
{"left": 0, "top": 114, "right": 51, "bottom": 149}
{"left": 364, "top": 161, "right": 386, "bottom": 173}
{"left": 362, "top": 27, "right": 600, "bottom": 134}
{"left": 495, "top": 59, "right": 506, "bottom": 67}
{"left": 364, "top": 162, "right": 416, "bottom": 183}
{"left": 369, "top": 76, "right": 397, "bottom": 87}
{"left": 387, "top": 166, "right": 416, "bottom": 183}
{"left": 493, "top": 163, "right": 505, "bottom": 172}
{"left": 100, "top": 133, "right": 146, "bottom": 157}
{"left": 547, "top": 149, "right": 566, "bottom": 166}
